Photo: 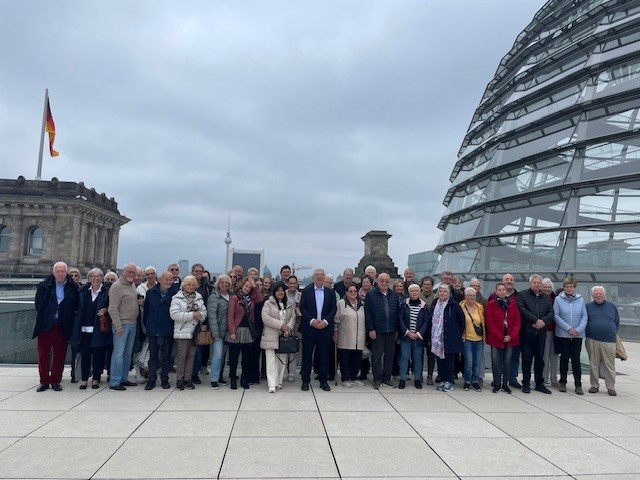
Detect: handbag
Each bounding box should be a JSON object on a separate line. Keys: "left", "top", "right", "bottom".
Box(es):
{"left": 247, "top": 317, "right": 261, "bottom": 341}
{"left": 464, "top": 305, "right": 483, "bottom": 337}
{"left": 197, "top": 324, "right": 214, "bottom": 346}
{"left": 276, "top": 334, "right": 300, "bottom": 354}
{"left": 98, "top": 311, "right": 112, "bottom": 333}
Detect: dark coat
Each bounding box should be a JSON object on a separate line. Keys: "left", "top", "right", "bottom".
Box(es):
{"left": 143, "top": 283, "right": 179, "bottom": 337}
{"left": 427, "top": 298, "right": 465, "bottom": 354}
{"left": 227, "top": 286, "right": 263, "bottom": 335}
{"left": 364, "top": 286, "right": 403, "bottom": 333}
{"left": 70, "top": 282, "right": 112, "bottom": 348}
{"left": 299, "top": 283, "right": 337, "bottom": 338}
{"left": 516, "top": 288, "right": 554, "bottom": 334}
{"left": 33, "top": 274, "right": 79, "bottom": 340}
{"left": 398, "top": 302, "right": 429, "bottom": 340}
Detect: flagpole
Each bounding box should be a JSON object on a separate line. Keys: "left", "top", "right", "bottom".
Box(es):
{"left": 36, "top": 89, "right": 48, "bottom": 180}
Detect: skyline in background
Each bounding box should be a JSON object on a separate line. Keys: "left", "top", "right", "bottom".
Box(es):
{"left": 0, "top": 1, "right": 544, "bottom": 277}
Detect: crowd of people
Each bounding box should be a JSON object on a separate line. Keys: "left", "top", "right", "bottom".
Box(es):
{"left": 33, "top": 261, "right": 622, "bottom": 397}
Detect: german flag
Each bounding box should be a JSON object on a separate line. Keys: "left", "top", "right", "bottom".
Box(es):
{"left": 45, "top": 98, "right": 59, "bottom": 157}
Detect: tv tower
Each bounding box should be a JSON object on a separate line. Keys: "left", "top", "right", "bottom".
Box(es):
{"left": 224, "top": 210, "right": 232, "bottom": 272}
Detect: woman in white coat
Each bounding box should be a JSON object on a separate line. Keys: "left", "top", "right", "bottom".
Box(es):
{"left": 334, "top": 283, "right": 366, "bottom": 387}
{"left": 170, "top": 275, "right": 207, "bottom": 390}
{"left": 261, "top": 282, "right": 296, "bottom": 392}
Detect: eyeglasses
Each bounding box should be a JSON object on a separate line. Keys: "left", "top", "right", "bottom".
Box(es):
{"left": 192, "top": 270, "right": 204, "bottom": 273}
{"left": 170, "top": 268, "right": 179, "bottom": 271}
{"left": 70, "top": 273, "right": 79, "bottom": 277}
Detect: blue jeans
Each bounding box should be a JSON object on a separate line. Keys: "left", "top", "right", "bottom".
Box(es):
{"left": 399, "top": 338, "right": 424, "bottom": 381}
{"left": 463, "top": 340, "right": 483, "bottom": 383}
{"left": 510, "top": 344, "right": 520, "bottom": 382}
{"left": 110, "top": 323, "right": 137, "bottom": 387}
{"left": 209, "top": 338, "right": 224, "bottom": 382}
{"left": 192, "top": 346, "right": 202, "bottom": 380}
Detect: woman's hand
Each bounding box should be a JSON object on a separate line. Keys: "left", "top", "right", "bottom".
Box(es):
{"left": 230, "top": 333, "right": 236, "bottom": 341}
{"left": 281, "top": 324, "right": 290, "bottom": 334}
{"left": 503, "top": 335, "right": 511, "bottom": 343}
{"left": 97, "top": 308, "right": 107, "bottom": 316}
{"left": 193, "top": 311, "right": 203, "bottom": 321}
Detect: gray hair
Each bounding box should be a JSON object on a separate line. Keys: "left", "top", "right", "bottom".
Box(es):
{"left": 541, "top": 277, "right": 554, "bottom": 289}
{"left": 529, "top": 274, "right": 542, "bottom": 283}
{"left": 591, "top": 285, "right": 606, "bottom": 295}
{"left": 144, "top": 266, "right": 157, "bottom": 274}
{"left": 180, "top": 275, "right": 198, "bottom": 289}
{"left": 408, "top": 284, "right": 421, "bottom": 293}
{"left": 52, "top": 261, "right": 68, "bottom": 273}
{"left": 215, "top": 274, "right": 231, "bottom": 289}
{"left": 464, "top": 287, "right": 476, "bottom": 296}
{"left": 87, "top": 267, "right": 104, "bottom": 279}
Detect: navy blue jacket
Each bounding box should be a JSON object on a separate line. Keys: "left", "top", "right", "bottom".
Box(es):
{"left": 398, "top": 302, "right": 428, "bottom": 340}
{"left": 427, "top": 299, "right": 465, "bottom": 354}
{"left": 143, "top": 283, "right": 179, "bottom": 337}
{"left": 364, "top": 286, "right": 402, "bottom": 333}
{"left": 299, "top": 284, "right": 337, "bottom": 338}
{"left": 70, "top": 282, "right": 112, "bottom": 348}
{"left": 33, "top": 274, "right": 79, "bottom": 340}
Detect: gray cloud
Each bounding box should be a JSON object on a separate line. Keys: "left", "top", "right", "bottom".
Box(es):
{"left": 0, "top": 1, "right": 543, "bottom": 277}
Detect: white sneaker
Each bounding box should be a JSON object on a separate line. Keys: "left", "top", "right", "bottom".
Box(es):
{"left": 268, "top": 387, "right": 276, "bottom": 393}
{"left": 287, "top": 375, "right": 295, "bottom": 382}
{"left": 276, "top": 384, "right": 282, "bottom": 390}
{"left": 341, "top": 381, "right": 352, "bottom": 388}
{"left": 351, "top": 379, "right": 364, "bottom": 386}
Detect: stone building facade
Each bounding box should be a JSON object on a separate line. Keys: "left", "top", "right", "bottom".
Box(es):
{"left": 0, "top": 176, "right": 129, "bottom": 277}
{"left": 354, "top": 230, "right": 399, "bottom": 279}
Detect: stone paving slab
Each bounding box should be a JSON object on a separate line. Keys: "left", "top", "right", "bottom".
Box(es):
{"left": 0, "top": 341, "right": 637, "bottom": 479}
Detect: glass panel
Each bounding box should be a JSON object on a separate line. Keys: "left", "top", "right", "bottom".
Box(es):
{"left": 578, "top": 187, "right": 640, "bottom": 224}
{"left": 567, "top": 141, "right": 640, "bottom": 181}
{"left": 0, "top": 226, "right": 9, "bottom": 254}
{"left": 567, "top": 228, "right": 640, "bottom": 269}
{"left": 27, "top": 227, "right": 42, "bottom": 256}
{"left": 436, "top": 249, "right": 479, "bottom": 274}
{"left": 441, "top": 218, "right": 481, "bottom": 245}
{"left": 483, "top": 232, "right": 563, "bottom": 271}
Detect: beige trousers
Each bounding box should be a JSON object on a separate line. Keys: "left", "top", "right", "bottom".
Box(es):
{"left": 585, "top": 338, "right": 616, "bottom": 390}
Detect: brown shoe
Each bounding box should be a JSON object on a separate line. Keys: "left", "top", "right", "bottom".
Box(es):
{"left": 588, "top": 386, "right": 598, "bottom": 394}
{"left": 608, "top": 388, "right": 617, "bottom": 396}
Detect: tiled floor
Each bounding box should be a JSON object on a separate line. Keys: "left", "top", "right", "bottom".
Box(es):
{"left": 0, "top": 342, "right": 639, "bottom": 479}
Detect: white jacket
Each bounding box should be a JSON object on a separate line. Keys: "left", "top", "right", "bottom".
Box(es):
{"left": 170, "top": 290, "right": 207, "bottom": 339}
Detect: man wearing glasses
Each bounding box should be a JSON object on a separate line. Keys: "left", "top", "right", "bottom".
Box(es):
{"left": 168, "top": 263, "right": 181, "bottom": 284}
{"left": 108, "top": 263, "right": 140, "bottom": 390}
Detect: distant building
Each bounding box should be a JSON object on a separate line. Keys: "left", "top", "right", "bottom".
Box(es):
{"left": 178, "top": 259, "right": 189, "bottom": 275}
{"left": 0, "top": 176, "right": 129, "bottom": 277}
{"left": 354, "top": 230, "right": 399, "bottom": 279}
{"left": 231, "top": 249, "right": 264, "bottom": 276}
{"left": 407, "top": 250, "right": 440, "bottom": 280}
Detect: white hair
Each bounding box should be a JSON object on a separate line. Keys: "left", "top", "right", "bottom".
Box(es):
{"left": 464, "top": 287, "right": 476, "bottom": 296}
{"left": 145, "top": 266, "right": 157, "bottom": 274}
{"left": 529, "top": 274, "right": 542, "bottom": 283}
{"left": 408, "top": 284, "right": 421, "bottom": 293}
{"left": 591, "top": 285, "right": 606, "bottom": 295}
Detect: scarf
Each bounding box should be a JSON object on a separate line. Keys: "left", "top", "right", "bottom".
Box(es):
{"left": 431, "top": 298, "right": 447, "bottom": 359}
{"left": 497, "top": 296, "right": 509, "bottom": 335}
{"left": 237, "top": 290, "right": 252, "bottom": 319}
{"left": 183, "top": 290, "right": 198, "bottom": 312}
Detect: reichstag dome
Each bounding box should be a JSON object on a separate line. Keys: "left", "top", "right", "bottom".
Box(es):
{"left": 435, "top": 0, "right": 640, "bottom": 301}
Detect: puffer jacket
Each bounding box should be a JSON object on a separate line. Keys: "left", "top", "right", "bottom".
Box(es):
{"left": 260, "top": 296, "right": 296, "bottom": 350}
{"left": 553, "top": 291, "right": 588, "bottom": 338}
{"left": 335, "top": 298, "right": 366, "bottom": 350}
{"left": 170, "top": 290, "right": 207, "bottom": 339}
{"left": 207, "top": 288, "right": 230, "bottom": 339}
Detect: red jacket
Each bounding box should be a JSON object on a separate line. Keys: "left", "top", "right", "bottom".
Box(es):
{"left": 227, "top": 286, "right": 263, "bottom": 335}
{"left": 485, "top": 297, "right": 521, "bottom": 348}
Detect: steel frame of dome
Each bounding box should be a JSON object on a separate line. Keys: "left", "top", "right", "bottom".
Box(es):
{"left": 435, "top": 0, "right": 640, "bottom": 297}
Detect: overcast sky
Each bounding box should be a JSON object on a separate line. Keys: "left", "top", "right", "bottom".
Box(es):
{"left": 0, "top": 1, "right": 543, "bottom": 278}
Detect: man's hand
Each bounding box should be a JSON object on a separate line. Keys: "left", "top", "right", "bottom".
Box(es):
{"left": 115, "top": 325, "right": 124, "bottom": 337}
{"left": 369, "top": 330, "right": 377, "bottom": 340}
{"left": 533, "top": 319, "right": 545, "bottom": 329}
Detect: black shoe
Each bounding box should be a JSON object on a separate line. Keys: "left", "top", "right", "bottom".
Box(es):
{"left": 463, "top": 383, "right": 470, "bottom": 391}
{"left": 176, "top": 380, "right": 185, "bottom": 390}
{"left": 435, "top": 375, "right": 442, "bottom": 383}
{"left": 492, "top": 385, "right": 500, "bottom": 393}
{"left": 472, "top": 382, "right": 481, "bottom": 392}
{"left": 145, "top": 382, "right": 155, "bottom": 390}
{"left": 51, "top": 383, "right": 62, "bottom": 391}
{"left": 218, "top": 378, "right": 228, "bottom": 385}
{"left": 502, "top": 384, "right": 512, "bottom": 394}
{"left": 301, "top": 382, "right": 309, "bottom": 391}
{"left": 110, "top": 385, "right": 126, "bottom": 391}
{"left": 230, "top": 378, "right": 237, "bottom": 390}
{"left": 535, "top": 385, "right": 552, "bottom": 394}
{"left": 241, "top": 381, "right": 250, "bottom": 389}
{"left": 91, "top": 381, "right": 100, "bottom": 390}
{"left": 191, "top": 377, "right": 202, "bottom": 385}
{"left": 184, "top": 380, "right": 195, "bottom": 390}
{"left": 121, "top": 380, "right": 137, "bottom": 387}
{"left": 70, "top": 378, "right": 78, "bottom": 384}
{"left": 357, "top": 374, "right": 368, "bottom": 381}
{"left": 36, "top": 383, "right": 49, "bottom": 392}
{"left": 522, "top": 385, "right": 531, "bottom": 393}
{"left": 320, "top": 382, "right": 331, "bottom": 391}
{"left": 509, "top": 380, "right": 522, "bottom": 389}
{"left": 415, "top": 380, "right": 422, "bottom": 389}
{"left": 211, "top": 382, "right": 219, "bottom": 390}
{"left": 398, "top": 380, "right": 405, "bottom": 389}
{"left": 161, "top": 381, "right": 170, "bottom": 389}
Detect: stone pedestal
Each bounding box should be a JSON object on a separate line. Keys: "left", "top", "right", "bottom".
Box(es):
{"left": 355, "top": 230, "right": 399, "bottom": 279}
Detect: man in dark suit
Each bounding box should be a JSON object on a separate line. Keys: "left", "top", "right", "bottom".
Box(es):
{"left": 299, "top": 268, "right": 337, "bottom": 391}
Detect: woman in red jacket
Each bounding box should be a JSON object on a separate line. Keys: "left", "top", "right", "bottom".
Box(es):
{"left": 485, "top": 282, "right": 521, "bottom": 393}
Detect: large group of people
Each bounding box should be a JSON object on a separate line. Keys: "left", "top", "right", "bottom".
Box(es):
{"left": 33, "top": 261, "right": 622, "bottom": 397}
